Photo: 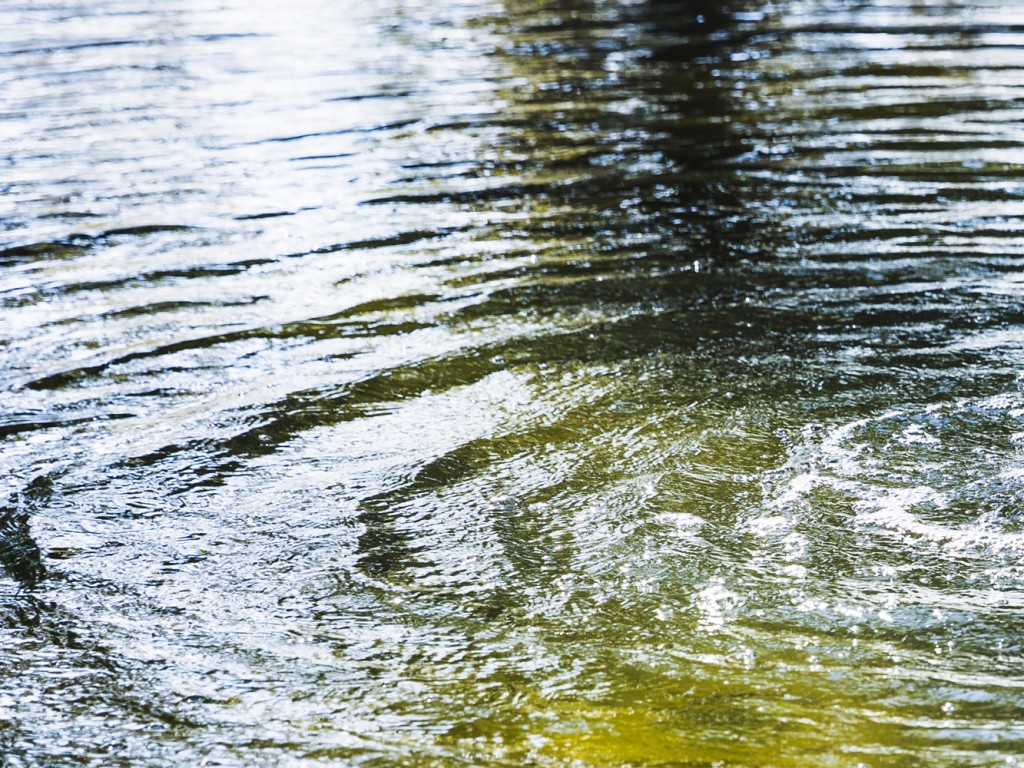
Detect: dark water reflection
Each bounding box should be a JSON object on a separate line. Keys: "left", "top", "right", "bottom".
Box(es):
{"left": 4, "top": 0, "right": 1024, "bottom": 764}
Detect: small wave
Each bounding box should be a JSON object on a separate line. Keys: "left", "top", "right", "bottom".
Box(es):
{"left": 768, "top": 392, "right": 1024, "bottom": 564}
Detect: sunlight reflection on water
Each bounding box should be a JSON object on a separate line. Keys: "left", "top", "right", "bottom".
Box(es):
{"left": 4, "top": 0, "right": 1024, "bottom": 765}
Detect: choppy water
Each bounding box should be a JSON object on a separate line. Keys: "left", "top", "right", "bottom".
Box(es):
{"left": 3, "top": 0, "right": 1024, "bottom": 765}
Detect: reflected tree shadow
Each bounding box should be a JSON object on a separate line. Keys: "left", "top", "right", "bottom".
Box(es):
{"left": 348, "top": 0, "right": 778, "bottom": 589}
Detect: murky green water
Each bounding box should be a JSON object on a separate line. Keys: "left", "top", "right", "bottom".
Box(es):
{"left": 3, "top": 0, "right": 1024, "bottom": 765}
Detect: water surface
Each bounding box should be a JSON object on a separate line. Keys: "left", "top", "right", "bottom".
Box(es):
{"left": 3, "top": 0, "right": 1024, "bottom": 765}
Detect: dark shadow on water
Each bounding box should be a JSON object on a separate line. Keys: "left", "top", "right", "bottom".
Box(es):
{"left": 347, "top": 0, "right": 774, "bottom": 584}
{"left": 0, "top": 475, "right": 54, "bottom": 590}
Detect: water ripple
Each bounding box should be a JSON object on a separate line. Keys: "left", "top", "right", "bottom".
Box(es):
{"left": 4, "top": 0, "right": 1024, "bottom": 765}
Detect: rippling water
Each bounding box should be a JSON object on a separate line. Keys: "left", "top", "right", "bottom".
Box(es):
{"left": 4, "top": 0, "right": 1024, "bottom": 764}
